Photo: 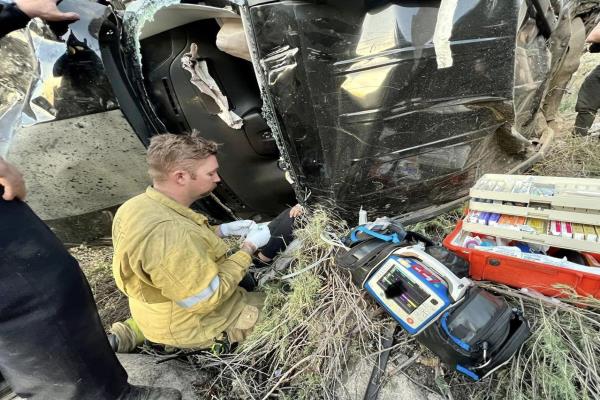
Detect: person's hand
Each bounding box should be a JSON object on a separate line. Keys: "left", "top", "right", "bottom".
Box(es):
{"left": 0, "top": 158, "right": 27, "bottom": 200}
{"left": 289, "top": 204, "right": 304, "bottom": 218}
{"left": 15, "top": 0, "right": 80, "bottom": 22}
{"left": 219, "top": 220, "right": 256, "bottom": 237}
{"left": 242, "top": 223, "right": 271, "bottom": 253}
{"left": 586, "top": 22, "right": 600, "bottom": 43}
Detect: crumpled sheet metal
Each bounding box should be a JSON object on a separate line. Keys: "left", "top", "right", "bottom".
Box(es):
{"left": 542, "top": 16, "right": 587, "bottom": 122}
{"left": 246, "top": 0, "right": 526, "bottom": 220}
{"left": 25, "top": 20, "right": 117, "bottom": 122}
{"left": 515, "top": 1, "right": 598, "bottom": 138}
{"left": 508, "top": 0, "right": 551, "bottom": 146}
{"left": 260, "top": 45, "right": 299, "bottom": 87}
{"left": 1, "top": 0, "right": 118, "bottom": 155}
{"left": 576, "top": 0, "right": 600, "bottom": 17}
{"left": 181, "top": 43, "right": 243, "bottom": 129}
{"left": 0, "top": 30, "right": 35, "bottom": 157}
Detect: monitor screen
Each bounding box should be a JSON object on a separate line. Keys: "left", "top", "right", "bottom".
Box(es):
{"left": 378, "top": 258, "right": 429, "bottom": 314}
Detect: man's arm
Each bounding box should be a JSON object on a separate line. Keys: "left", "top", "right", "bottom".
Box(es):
{"left": 0, "top": 157, "right": 26, "bottom": 200}
{"left": 0, "top": 0, "right": 79, "bottom": 39}
{"left": 148, "top": 227, "right": 252, "bottom": 315}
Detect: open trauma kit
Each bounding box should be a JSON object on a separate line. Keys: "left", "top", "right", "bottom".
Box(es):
{"left": 445, "top": 174, "right": 600, "bottom": 298}
{"left": 337, "top": 223, "right": 530, "bottom": 380}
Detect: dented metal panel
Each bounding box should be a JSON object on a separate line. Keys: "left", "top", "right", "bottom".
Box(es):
{"left": 246, "top": 0, "right": 525, "bottom": 220}
{"left": 20, "top": 1, "right": 118, "bottom": 127}
{"left": 0, "top": 29, "right": 35, "bottom": 156}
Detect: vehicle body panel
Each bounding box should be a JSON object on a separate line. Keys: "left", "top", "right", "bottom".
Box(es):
{"left": 243, "top": 0, "right": 526, "bottom": 221}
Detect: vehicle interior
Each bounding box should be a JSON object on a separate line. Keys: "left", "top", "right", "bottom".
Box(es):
{"left": 136, "top": 4, "right": 296, "bottom": 221}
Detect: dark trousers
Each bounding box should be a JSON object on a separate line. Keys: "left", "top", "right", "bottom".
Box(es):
{"left": 0, "top": 197, "right": 129, "bottom": 399}
{"left": 574, "top": 64, "right": 600, "bottom": 136}
{"left": 238, "top": 208, "right": 296, "bottom": 291}
{"left": 262, "top": 208, "right": 296, "bottom": 259}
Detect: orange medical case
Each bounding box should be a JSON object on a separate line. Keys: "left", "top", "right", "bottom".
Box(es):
{"left": 444, "top": 220, "right": 600, "bottom": 299}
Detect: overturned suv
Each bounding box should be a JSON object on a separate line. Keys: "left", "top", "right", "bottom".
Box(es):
{"left": 2, "top": 0, "right": 599, "bottom": 236}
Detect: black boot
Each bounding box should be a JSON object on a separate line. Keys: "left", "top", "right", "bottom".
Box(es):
{"left": 573, "top": 112, "right": 595, "bottom": 136}
{"left": 238, "top": 272, "right": 258, "bottom": 291}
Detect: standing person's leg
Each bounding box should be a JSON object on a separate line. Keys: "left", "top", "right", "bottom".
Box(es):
{"left": 0, "top": 197, "right": 130, "bottom": 399}
{"left": 0, "top": 198, "right": 181, "bottom": 399}
{"left": 574, "top": 65, "right": 600, "bottom": 136}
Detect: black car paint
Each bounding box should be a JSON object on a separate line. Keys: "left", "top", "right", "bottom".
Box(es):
{"left": 244, "top": 0, "right": 524, "bottom": 221}
{"left": 19, "top": 0, "right": 117, "bottom": 123}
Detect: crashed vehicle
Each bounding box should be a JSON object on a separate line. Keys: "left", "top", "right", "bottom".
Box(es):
{"left": 1, "top": 0, "right": 599, "bottom": 230}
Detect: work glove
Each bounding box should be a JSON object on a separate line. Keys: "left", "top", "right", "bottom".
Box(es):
{"left": 219, "top": 220, "right": 256, "bottom": 237}
{"left": 243, "top": 223, "right": 271, "bottom": 251}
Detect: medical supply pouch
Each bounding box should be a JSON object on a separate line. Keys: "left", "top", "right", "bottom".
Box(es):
{"left": 418, "top": 286, "right": 530, "bottom": 379}
{"left": 336, "top": 221, "right": 530, "bottom": 380}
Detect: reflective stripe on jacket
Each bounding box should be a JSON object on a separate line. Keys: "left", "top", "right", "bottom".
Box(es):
{"left": 112, "top": 187, "right": 252, "bottom": 348}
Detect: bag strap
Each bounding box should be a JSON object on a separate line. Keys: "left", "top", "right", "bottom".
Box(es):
{"left": 350, "top": 226, "right": 403, "bottom": 244}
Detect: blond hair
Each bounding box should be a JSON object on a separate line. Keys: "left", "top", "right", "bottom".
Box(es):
{"left": 147, "top": 132, "right": 218, "bottom": 182}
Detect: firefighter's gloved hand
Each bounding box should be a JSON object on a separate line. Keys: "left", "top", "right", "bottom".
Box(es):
{"left": 243, "top": 223, "right": 271, "bottom": 251}
{"left": 219, "top": 220, "right": 256, "bottom": 237}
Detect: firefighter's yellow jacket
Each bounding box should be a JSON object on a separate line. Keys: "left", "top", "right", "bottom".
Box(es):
{"left": 112, "top": 187, "right": 253, "bottom": 348}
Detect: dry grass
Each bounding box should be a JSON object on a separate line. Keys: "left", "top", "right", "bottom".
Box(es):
{"left": 409, "top": 208, "right": 464, "bottom": 243}
{"left": 532, "top": 134, "right": 600, "bottom": 177}
{"left": 190, "top": 208, "right": 394, "bottom": 399}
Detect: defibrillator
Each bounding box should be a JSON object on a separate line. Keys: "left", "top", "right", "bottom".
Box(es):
{"left": 363, "top": 246, "right": 468, "bottom": 335}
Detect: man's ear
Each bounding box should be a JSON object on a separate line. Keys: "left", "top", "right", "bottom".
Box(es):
{"left": 172, "top": 169, "right": 187, "bottom": 185}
